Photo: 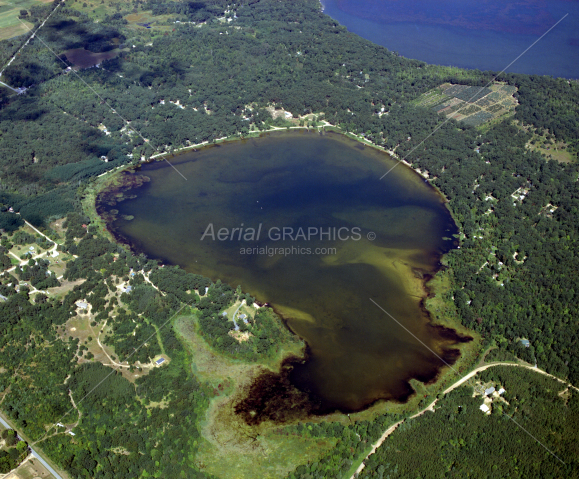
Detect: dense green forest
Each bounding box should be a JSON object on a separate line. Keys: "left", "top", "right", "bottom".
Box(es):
{"left": 0, "top": 0, "right": 578, "bottom": 477}
{"left": 359, "top": 367, "right": 579, "bottom": 478}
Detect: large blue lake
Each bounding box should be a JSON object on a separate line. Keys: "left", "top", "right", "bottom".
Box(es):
{"left": 322, "top": 0, "right": 579, "bottom": 79}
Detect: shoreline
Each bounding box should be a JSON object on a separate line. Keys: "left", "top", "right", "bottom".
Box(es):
{"left": 86, "top": 125, "right": 474, "bottom": 415}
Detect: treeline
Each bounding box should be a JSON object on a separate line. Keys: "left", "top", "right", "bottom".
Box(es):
{"left": 0, "top": 430, "right": 29, "bottom": 474}
{"left": 0, "top": 0, "right": 576, "bottom": 229}
{"left": 15, "top": 258, "right": 60, "bottom": 290}
{"left": 283, "top": 413, "right": 404, "bottom": 479}
{"left": 196, "top": 280, "right": 301, "bottom": 362}
{"left": 359, "top": 367, "right": 578, "bottom": 478}
{"left": 0, "top": 213, "right": 217, "bottom": 478}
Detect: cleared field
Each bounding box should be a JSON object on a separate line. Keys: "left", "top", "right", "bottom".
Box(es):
{"left": 11, "top": 457, "right": 54, "bottom": 479}
{"left": 0, "top": 0, "right": 48, "bottom": 40}
{"left": 535, "top": 145, "right": 574, "bottom": 163}
{"left": 417, "top": 82, "right": 518, "bottom": 127}
{"left": 519, "top": 121, "right": 577, "bottom": 163}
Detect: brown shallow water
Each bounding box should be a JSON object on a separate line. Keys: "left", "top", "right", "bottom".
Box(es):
{"left": 62, "top": 48, "right": 121, "bottom": 69}
{"left": 97, "top": 131, "right": 470, "bottom": 418}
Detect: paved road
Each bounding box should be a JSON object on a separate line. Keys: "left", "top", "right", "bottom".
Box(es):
{"left": 30, "top": 447, "right": 64, "bottom": 479}
{"left": 0, "top": 80, "right": 18, "bottom": 93}
{"left": 0, "top": 415, "right": 10, "bottom": 429}
{"left": 0, "top": 2, "right": 63, "bottom": 77}
{"left": 0, "top": 413, "right": 63, "bottom": 479}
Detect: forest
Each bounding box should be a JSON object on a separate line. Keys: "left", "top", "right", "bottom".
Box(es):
{"left": 0, "top": 0, "right": 577, "bottom": 477}
{"left": 358, "top": 367, "right": 579, "bottom": 479}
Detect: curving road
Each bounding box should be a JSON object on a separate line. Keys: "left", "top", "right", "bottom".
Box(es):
{"left": 351, "top": 361, "right": 578, "bottom": 478}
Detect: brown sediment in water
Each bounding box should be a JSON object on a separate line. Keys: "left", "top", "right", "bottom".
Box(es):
{"left": 233, "top": 265, "right": 472, "bottom": 426}
{"left": 62, "top": 47, "right": 122, "bottom": 69}
{"left": 94, "top": 131, "right": 474, "bottom": 425}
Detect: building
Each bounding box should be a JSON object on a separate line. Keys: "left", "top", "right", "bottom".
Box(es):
{"left": 498, "top": 388, "right": 505, "bottom": 395}
{"left": 519, "top": 339, "right": 530, "bottom": 347}
{"left": 484, "top": 387, "right": 495, "bottom": 396}
{"left": 155, "top": 357, "right": 165, "bottom": 365}
{"left": 480, "top": 404, "right": 490, "bottom": 413}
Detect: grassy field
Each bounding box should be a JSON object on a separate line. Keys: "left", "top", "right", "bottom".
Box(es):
{"left": 517, "top": 120, "right": 576, "bottom": 163}
{"left": 535, "top": 144, "right": 574, "bottom": 163}
{"left": 10, "top": 457, "right": 54, "bottom": 479}
{"left": 173, "top": 314, "right": 334, "bottom": 479}
{"left": 65, "top": 0, "right": 175, "bottom": 32}
{"left": 0, "top": 0, "right": 49, "bottom": 40}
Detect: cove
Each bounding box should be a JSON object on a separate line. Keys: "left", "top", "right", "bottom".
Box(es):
{"left": 97, "top": 131, "right": 470, "bottom": 415}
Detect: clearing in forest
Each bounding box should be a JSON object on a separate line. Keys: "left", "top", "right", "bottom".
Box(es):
{"left": 416, "top": 82, "right": 518, "bottom": 127}
{"left": 0, "top": 0, "right": 50, "bottom": 40}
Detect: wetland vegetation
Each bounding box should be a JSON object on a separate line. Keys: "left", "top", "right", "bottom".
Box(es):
{"left": 0, "top": 0, "right": 577, "bottom": 477}
{"left": 98, "top": 130, "right": 471, "bottom": 417}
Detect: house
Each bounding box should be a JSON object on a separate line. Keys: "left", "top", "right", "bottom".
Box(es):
{"left": 484, "top": 387, "right": 495, "bottom": 396}
{"left": 480, "top": 404, "right": 490, "bottom": 413}
{"left": 498, "top": 388, "right": 505, "bottom": 395}
{"left": 123, "top": 286, "right": 132, "bottom": 293}
{"left": 68, "top": 431, "right": 75, "bottom": 436}
{"left": 155, "top": 357, "right": 165, "bottom": 365}
{"left": 222, "top": 312, "right": 228, "bottom": 317}
{"left": 519, "top": 339, "right": 530, "bottom": 347}
{"left": 76, "top": 301, "right": 88, "bottom": 310}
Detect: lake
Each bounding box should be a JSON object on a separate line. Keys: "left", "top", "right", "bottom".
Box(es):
{"left": 321, "top": 0, "right": 579, "bottom": 79}
{"left": 98, "top": 131, "right": 470, "bottom": 415}
{"left": 62, "top": 48, "right": 122, "bottom": 69}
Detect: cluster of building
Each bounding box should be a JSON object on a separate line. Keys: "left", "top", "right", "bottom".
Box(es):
{"left": 479, "top": 386, "right": 506, "bottom": 414}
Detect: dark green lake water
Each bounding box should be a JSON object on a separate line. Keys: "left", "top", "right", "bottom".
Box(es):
{"left": 99, "top": 131, "right": 468, "bottom": 413}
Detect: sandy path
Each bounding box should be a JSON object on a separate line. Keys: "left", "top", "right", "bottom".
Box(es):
{"left": 351, "top": 361, "right": 578, "bottom": 478}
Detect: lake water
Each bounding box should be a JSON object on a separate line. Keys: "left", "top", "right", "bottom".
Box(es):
{"left": 62, "top": 48, "right": 121, "bottom": 69}
{"left": 322, "top": 0, "right": 579, "bottom": 79}
{"left": 98, "top": 131, "right": 470, "bottom": 414}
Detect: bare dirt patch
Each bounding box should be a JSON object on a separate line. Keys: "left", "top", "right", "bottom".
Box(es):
{"left": 10, "top": 456, "right": 54, "bottom": 479}
{"left": 47, "top": 278, "right": 84, "bottom": 298}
